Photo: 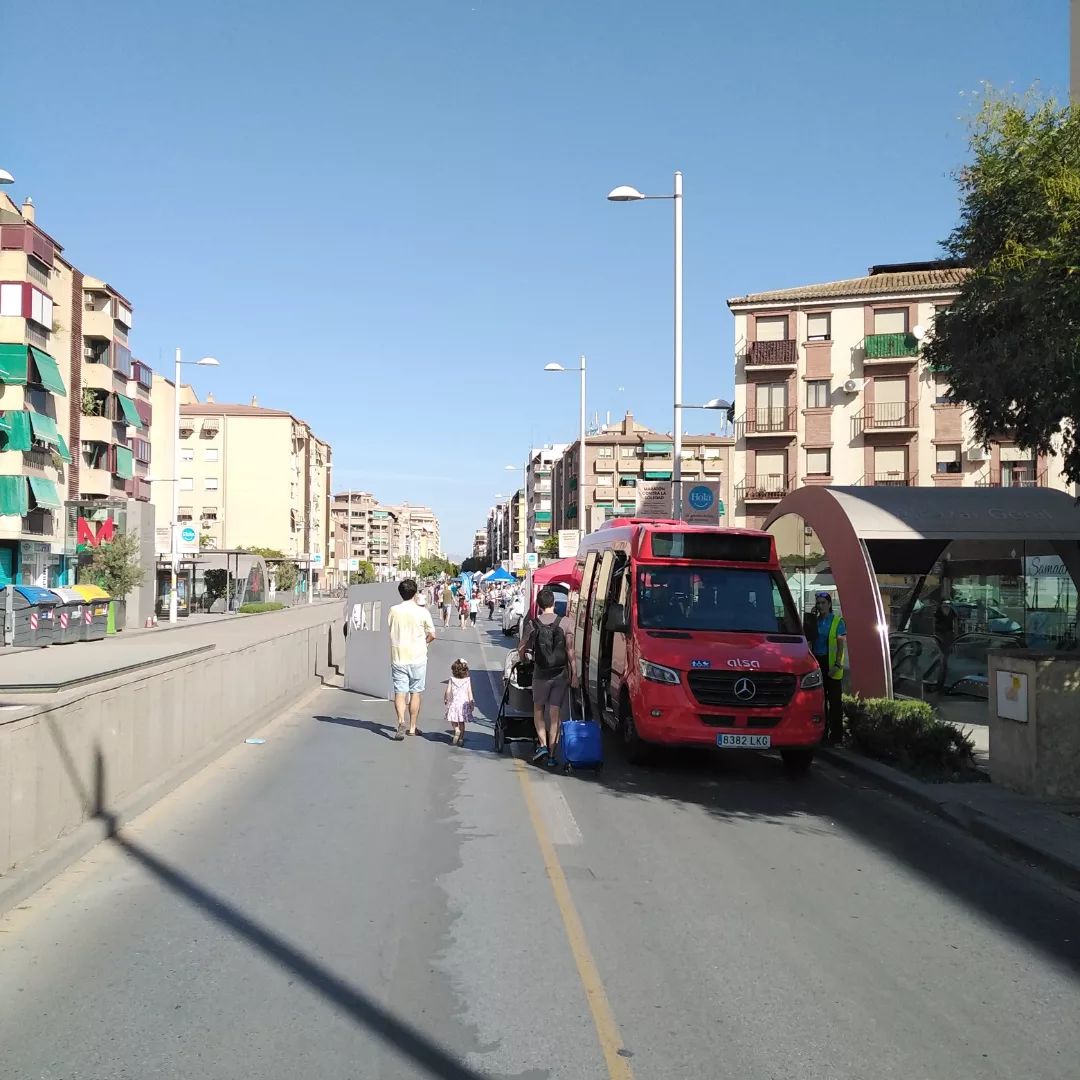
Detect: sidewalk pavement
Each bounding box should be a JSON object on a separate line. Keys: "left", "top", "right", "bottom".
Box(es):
{"left": 0, "top": 599, "right": 340, "bottom": 695}
{"left": 819, "top": 745, "right": 1080, "bottom": 893}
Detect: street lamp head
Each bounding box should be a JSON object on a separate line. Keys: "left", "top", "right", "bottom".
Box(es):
{"left": 543, "top": 363, "right": 566, "bottom": 372}
{"left": 607, "top": 185, "right": 646, "bottom": 202}
{"left": 196, "top": 356, "right": 220, "bottom": 367}
{"left": 0, "top": 169, "right": 14, "bottom": 186}
{"left": 703, "top": 397, "right": 732, "bottom": 410}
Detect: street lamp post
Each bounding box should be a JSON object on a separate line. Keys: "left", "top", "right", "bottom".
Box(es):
{"left": 608, "top": 173, "right": 684, "bottom": 516}
{"left": 543, "top": 355, "right": 586, "bottom": 535}
{"left": 170, "top": 351, "right": 219, "bottom": 623}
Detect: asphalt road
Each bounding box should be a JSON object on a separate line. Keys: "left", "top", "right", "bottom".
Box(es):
{"left": 1, "top": 622, "right": 1078, "bottom": 1080}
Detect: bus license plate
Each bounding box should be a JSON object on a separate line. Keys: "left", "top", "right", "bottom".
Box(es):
{"left": 717, "top": 733, "right": 771, "bottom": 749}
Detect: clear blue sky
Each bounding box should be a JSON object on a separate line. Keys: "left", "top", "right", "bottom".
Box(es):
{"left": 3, "top": 0, "right": 1067, "bottom": 556}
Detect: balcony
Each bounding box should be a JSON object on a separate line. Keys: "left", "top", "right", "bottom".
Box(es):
{"left": 863, "top": 333, "right": 919, "bottom": 361}
{"left": 22, "top": 509, "right": 54, "bottom": 537}
{"left": 82, "top": 306, "right": 115, "bottom": 342}
{"left": 859, "top": 473, "right": 916, "bottom": 487}
{"left": 976, "top": 468, "right": 1047, "bottom": 488}
{"left": 736, "top": 407, "right": 796, "bottom": 438}
{"left": 745, "top": 339, "right": 798, "bottom": 368}
{"left": 81, "top": 413, "right": 118, "bottom": 444}
{"left": 594, "top": 458, "right": 616, "bottom": 472}
{"left": 736, "top": 474, "right": 793, "bottom": 502}
{"left": 852, "top": 402, "right": 918, "bottom": 437}
{"left": 80, "top": 465, "right": 114, "bottom": 498}
{"left": 82, "top": 362, "right": 123, "bottom": 392}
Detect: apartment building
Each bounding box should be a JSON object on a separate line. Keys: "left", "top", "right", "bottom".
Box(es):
{"left": 485, "top": 490, "right": 525, "bottom": 567}
{"left": 726, "top": 260, "right": 1072, "bottom": 528}
{"left": 525, "top": 444, "right": 565, "bottom": 551}
{"left": 332, "top": 492, "right": 442, "bottom": 579}
{"left": 472, "top": 529, "right": 488, "bottom": 562}
{"left": 178, "top": 398, "right": 332, "bottom": 578}
{"left": 149, "top": 374, "right": 178, "bottom": 546}
{"left": 550, "top": 411, "right": 734, "bottom": 533}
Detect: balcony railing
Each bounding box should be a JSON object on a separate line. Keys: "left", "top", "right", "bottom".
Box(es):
{"left": 976, "top": 468, "right": 1047, "bottom": 488}
{"left": 852, "top": 401, "right": 918, "bottom": 436}
{"left": 863, "top": 332, "right": 919, "bottom": 359}
{"left": 746, "top": 339, "right": 798, "bottom": 366}
{"left": 22, "top": 509, "right": 54, "bottom": 537}
{"left": 859, "top": 472, "right": 916, "bottom": 487}
{"left": 736, "top": 407, "right": 796, "bottom": 437}
{"left": 736, "top": 474, "right": 792, "bottom": 502}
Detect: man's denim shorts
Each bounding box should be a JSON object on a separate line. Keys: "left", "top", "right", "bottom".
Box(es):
{"left": 391, "top": 662, "right": 427, "bottom": 694}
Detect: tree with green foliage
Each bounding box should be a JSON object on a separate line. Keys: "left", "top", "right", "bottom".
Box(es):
{"left": 203, "top": 568, "right": 231, "bottom": 601}
{"left": 397, "top": 554, "right": 415, "bottom": 572}
{"left": 77, "top": 530, "right": 144, "bottom": 599}
{"left": 924, "top": 88, "right": 1080, "bottom": 482}
{"left": 240, "top": 546, "right": 286, "bottom": 559}
{"left": 275, "top": 560, "right": 299, "bottom": 592}
{"left": 539, "top": 535, "right": 560, "bottom": 558}
{"left": 415, "top": 555, "right": 459, "bottom": 579}
{"left": 348, "top": 560, "right": 376, "bottom": 585}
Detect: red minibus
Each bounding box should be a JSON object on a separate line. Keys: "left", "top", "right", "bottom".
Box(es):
{"left": 569, "top": 518, "right": 824, "bottom": 774}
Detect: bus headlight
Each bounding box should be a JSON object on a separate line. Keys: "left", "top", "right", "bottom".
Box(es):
{"left": 639, "top": 659, "right": 680, "bottom": 685}
{"left": 800, "top": 668, "right": 823, "bottom": 689}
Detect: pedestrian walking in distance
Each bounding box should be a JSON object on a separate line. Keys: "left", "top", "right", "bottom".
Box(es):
{"left": 388, "top": 578, "right": 437, "bottom": 740}
{"left": 458, "top": 590, "right": 469, "bottom": 629}
{"left": 440, "top": 583, "right": 454, "bottom": 628}
{"left": 518, "top": 586, "right": 574, "bottom": 768}
{"left": 444, "top": 658, "right": 474, "bottom": 747}
{"left": 810, "top": 591, "right": 846, "bottom": 745}
{"left": 468, "top": 592, "right": 479, "bottom": 626}
{"left": 487, "top": 590, "right": 496, "bottom": 621}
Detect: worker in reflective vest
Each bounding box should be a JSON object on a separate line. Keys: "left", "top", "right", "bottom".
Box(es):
{"left": 812, "top": 592, "right": 846, "bottom": 745}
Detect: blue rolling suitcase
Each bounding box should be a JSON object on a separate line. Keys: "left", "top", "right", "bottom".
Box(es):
{"left": 559, "top": 690, "right": 603, "bottom": 773}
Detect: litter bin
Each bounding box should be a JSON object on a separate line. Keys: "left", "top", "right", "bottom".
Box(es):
{"left": 2, "top": 585, "right": 60, "bottom": 646}
{"left": 50, "top": 587, "right": 88, "bottom": 645}
{"left": 72, "top": 584, "right": 110, "bottom": 641}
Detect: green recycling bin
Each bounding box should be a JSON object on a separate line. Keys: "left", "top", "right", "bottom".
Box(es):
{"left": 72, "top": 584, "right": 110, "bottom": 641}
{"left": 50, "top": 588, "right": 88, "bottom": 644}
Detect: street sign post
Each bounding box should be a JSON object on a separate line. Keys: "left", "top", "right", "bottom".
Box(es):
{"left": 635, "top": 481, "right": 674, "bottom": 519}
{"left": 525, "top": 552, "right": 539, "bottom": 570}
{"left": 175, "top": 524, "right": 199, "bottom": 555}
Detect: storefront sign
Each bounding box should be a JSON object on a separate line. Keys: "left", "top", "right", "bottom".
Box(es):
{"left": 635, "top": 481, "right": 674, "bottom": 519}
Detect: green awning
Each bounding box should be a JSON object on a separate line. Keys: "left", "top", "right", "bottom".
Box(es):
{"left": 643, "top": 442, "right": 673, "bottom": 453}
{"left": 55, "top": 433, "right": 71, "bottom": 463}
{"left": 0, "top": 344, "right": 28, "bottom": 386}
{"left": 113, "top": 444, "right": 135, "bottom": 480}
{"left": 0, "top": 410, "right": 32, "bottom": 452}
{"left": 28, "top": 476, "right": 62, "bottom": 510}
{"left": 644, "top": 471, "right": 672, "bottom": 480}
{"left": 29, "top": 347, "right": 66, "bottom": 396}
{"left": 28, "top": 410, "right": 60, "bottom": 448}
{"left": 535, "top": 511, "right": 552, "bottom": 522}
{"left": 0, "top": 475, "right": 28, "bottom": 517}
{"left": 117, "top": 394, "right": 144, "bottom": 429}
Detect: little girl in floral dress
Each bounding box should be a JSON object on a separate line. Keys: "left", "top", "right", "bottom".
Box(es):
{"left": 444, "top": 658, "right": 474, "bottom": 747}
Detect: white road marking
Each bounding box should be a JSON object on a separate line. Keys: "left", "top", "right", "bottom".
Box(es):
{"left": 531, "top": 779, "right": 584, "bottom": 846}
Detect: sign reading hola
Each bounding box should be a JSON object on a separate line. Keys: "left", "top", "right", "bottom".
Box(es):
{"left": 76, "top": 517, "right": 115, "bottom": 551}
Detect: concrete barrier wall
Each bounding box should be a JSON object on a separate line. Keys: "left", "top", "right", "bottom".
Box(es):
{"left": 0, "top": 608, "right": 339, "bottom": 912}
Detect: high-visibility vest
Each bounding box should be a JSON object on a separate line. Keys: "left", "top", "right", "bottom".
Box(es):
{"left": 822, "top": 613, "right": 844, "bottom": 680}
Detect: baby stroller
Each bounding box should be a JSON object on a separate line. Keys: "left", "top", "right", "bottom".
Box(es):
{"left": 494, "top": 656, "right": 536, "bottom": 754}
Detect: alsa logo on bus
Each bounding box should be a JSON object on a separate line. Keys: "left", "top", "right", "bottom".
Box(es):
{"left": 76, "top": 518, "right": 115, "bottom": 551}
{"left": 727, "top": 658, "right": 761, "bottom": 669}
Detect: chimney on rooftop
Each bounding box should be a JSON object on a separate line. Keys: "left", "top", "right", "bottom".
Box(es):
{"left": 206, "top": 391, "right": 215, "bottom": 403}
{"left": 622, "top": 411, "right": 634, "bottom": 435}
{"left": 251, "top": 395, "right": 258, "bottom": 407}
{"left": 21, "top": 196, "right": 34, "bottom": 224}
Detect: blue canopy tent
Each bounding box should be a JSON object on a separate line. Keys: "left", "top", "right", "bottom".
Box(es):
{"left": 486, "top": 567, "right": 516, "bottom": 583}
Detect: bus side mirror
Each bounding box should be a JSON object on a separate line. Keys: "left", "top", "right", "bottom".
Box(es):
{"left": 606, "top": 603, "right": 629, "bottom": 634}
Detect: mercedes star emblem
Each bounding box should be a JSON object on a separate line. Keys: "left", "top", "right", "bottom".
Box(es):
{"left": 733, "top": 677, "right": 757, "bottom": 701}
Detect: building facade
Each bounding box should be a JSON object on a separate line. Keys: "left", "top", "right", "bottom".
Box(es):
{"left": 525, "top": 444, "right": 564, "bottom": 552}
{"left": 331, "top": 492, "right": 441, "bottom": 581}
{"left": 726, "top": 261, "right": 1072, "bottom": 528}
{"left": 550, "top": 412, "right": 734, "bottom": 533}
{"left": 178, "top": 399, "right": 332, "bottom": 580}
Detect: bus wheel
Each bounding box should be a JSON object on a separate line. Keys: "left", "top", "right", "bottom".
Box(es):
{"left": 619, "top": 698, "right": 651, "bottom": 765}
{"left": 781, "top": 748, "right": 814, "bottom": 778}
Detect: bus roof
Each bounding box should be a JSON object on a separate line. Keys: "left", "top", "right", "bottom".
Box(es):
{"left": 594, "top": 517, "right": 770, "bottom": 538}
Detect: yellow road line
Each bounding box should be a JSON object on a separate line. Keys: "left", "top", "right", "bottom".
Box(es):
{"left": 514, "top": 759, "right": 635, "bottom": 1080}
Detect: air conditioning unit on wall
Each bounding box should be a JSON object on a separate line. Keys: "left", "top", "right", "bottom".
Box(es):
{"left": 842, "top": 378, "right": 865, "bottom": 394}
{"left": 966, "top": 446, "right": 989, "bottom": 462}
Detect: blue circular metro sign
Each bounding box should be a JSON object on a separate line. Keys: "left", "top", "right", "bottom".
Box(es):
{"left": 180, "top": 526, "right": 197, "bottom": 544}
{"left": 687, "top": 485, "right": 715, "bottom": 512}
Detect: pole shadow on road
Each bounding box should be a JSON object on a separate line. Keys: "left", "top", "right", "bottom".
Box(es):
{"left": 39, "top": 721, "right": 492, "bottom": 1080}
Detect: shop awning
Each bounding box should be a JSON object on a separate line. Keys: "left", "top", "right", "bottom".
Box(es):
{"left": 0, "top": 474, "right": 29, "bottom": 517}
{"left": 117, "top": 394, "right": 144, "bottom": 429}
{"left": 28, "top": 476, "right": 62, "bottom": 509}
{"left": 55, "top": 433, "right": 71, "bottom": 463}
{"left": 643, "top": 442, "right": 673, "bottom": 453}
{"left": 29, "top": 347, "right": 67, "bottom": 396}
{"left": 0, "top": 344, "right": 28, "bottom": 386}
{"left": 644, "top": 471, "right": 672, "bottom": 480}
{"left": 28, "top": 410, "right": 61, "bottom": 448}
{"left": 0, "top": 410, "right": 32, "bottom": 452}
{"left": 113, "top": 444, "right": 135, "bottom": 479}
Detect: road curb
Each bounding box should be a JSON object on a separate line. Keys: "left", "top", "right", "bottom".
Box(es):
{"left": 818, "top": 747, "right": 1080, "bottom": 893}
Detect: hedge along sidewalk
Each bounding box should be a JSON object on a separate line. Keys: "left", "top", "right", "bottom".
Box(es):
{"left": 818, "top": 746, "right": 1080, "bottom": 894}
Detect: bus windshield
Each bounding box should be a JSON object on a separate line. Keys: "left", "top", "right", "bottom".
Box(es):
{"left": 636, "top": 566, "right": 801, "bottom": 634}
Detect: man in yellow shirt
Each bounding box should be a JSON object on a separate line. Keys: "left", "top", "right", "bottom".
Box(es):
{"left": 388, "top": 578, "right": 437, "bottom": 739}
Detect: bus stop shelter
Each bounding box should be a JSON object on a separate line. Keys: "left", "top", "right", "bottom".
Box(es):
{"left": 764, "top": 486, "right": 1080, "bottom": 700}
